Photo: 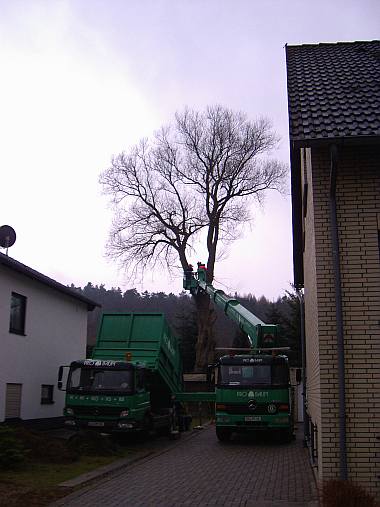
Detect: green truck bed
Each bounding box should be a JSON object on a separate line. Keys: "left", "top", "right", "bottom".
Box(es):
{"left": 92, "top": 312, "right": 183, "bottom": 394}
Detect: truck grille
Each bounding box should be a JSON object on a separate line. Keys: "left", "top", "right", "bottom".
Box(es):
{"left": 222, "top": 404, "right": 271, "bottom": 415}
{"left": 71, "top": 406, "right": 122, "bottom": 417}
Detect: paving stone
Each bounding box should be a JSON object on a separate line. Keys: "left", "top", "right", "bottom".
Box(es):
{"left": 51, "top": 427, "right": 318, "bottom": 506}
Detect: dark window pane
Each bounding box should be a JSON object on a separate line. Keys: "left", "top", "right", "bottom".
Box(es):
{"left": 219, "top": 363, "right": 289, "bottom": 387}
{"left": 41, "top": 385, "right": 54, "bottom": 404}
{"left": 9, "top": 293, "right": 27, "bottom": 334}
{"left": 68, "top": 367, "right": 133, "bottom": 393}
{"left": 272, "top": 365, "right": 289, "bottom": 386}
{"left": 219, "top": 365, "right": 272, "bottom": 386}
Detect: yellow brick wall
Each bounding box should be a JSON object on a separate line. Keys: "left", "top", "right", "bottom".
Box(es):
{"left": 302, "top": 148, "right": 322, "bottom": 464}
{"left": 303, "top": 144, "right": 380, "bottom": 498}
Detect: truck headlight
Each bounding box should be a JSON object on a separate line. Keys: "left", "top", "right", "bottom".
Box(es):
{"left": 120, "top": 409, "right": 129, "bottom": 418}
{"left": 65, "top": 408, "right": 74, "bottom": 416}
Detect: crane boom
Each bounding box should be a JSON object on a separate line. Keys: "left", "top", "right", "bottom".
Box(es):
{"left": 183, "top": 263, "right": 279, "bottom": 349}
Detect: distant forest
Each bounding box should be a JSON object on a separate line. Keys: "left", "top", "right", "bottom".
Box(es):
{"left": 70, "top": 283, "right": 301, "bottom": 371}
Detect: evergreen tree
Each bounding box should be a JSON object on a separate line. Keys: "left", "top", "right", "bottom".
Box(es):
{"left": 67, "top": 282, "right": 301, "bottom": 367}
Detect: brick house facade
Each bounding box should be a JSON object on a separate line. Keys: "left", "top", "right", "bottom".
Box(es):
{"left": 286, "top": 41, "right": 380, "bottom": 498}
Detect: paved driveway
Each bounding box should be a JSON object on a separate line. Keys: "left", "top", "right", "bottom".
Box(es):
{"left": 52, "top": 426, "right": 319, "bottom": 507}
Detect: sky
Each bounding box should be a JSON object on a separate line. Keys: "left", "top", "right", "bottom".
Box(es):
{"left": 0, "top": 0, "right": 379, "bottom": 299}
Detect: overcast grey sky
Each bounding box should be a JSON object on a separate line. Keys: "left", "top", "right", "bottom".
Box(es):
{"left": 1, "top": 0, "right": 378, "bottom": 299}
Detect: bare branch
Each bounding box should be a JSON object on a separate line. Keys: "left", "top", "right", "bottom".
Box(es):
{"left": 100, "top": 104, "right": 288, "bottom": 369}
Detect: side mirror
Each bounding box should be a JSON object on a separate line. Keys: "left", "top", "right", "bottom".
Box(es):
{"left": 58, "top": 365, "right": 67, "bottom": 391}
{"left": 207, "top": 363, "right": 216, "bottom": 390}
{"left": 296, "top": 368, "right": 302, "bottom": 384}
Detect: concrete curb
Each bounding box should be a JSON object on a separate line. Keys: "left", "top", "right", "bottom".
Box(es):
{"left": 58, "top": 449, "right": 154, "bottom": 488}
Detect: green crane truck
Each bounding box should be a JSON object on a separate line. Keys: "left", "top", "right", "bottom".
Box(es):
{"left": 58, "top": 312, "right": 183, "bottom": 436}
{"left": 181, "top": 263, "right": 293, "bottom": 442}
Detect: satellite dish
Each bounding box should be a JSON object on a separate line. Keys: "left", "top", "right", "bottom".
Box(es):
{"left": 0, "top": 225, "right": 16, "bottom": 254}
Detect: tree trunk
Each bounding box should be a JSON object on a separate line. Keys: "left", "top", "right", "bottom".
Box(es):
{"left": 193, "top": 292, "right": 215, "bottom": 372}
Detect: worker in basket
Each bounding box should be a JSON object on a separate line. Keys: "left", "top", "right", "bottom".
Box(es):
{"left": 184, "top": 263, "right": 194, "bottom": 284}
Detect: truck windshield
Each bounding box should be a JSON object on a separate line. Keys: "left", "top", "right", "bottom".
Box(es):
{"left": 219, "top": 364, "right": 288, "bottom": 387}
{"left": 68, "top": 367, "right": 133, "bottom": 393}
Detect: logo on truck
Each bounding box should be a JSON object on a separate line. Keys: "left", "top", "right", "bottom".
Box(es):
{"left": 237, "top": 391, "right": 269, "bottom": 398}
{"left": 163, "top": 333, "right": 175, "bottom": 357}
{"left": 84, "top": 359, "right": 116, "bottom": 367}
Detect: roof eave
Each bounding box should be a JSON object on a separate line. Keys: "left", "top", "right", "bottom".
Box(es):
{"left": 291, "top": 134, "right": 380, "bottom": 150}
{"left": 289, "top": 133, "right": 380, "bottom": 289}
{"left": 0, "top": 252, "right": 100, "bottom": 311}
{"left": 289, "top": 144, "right": 304, "bottom": 289}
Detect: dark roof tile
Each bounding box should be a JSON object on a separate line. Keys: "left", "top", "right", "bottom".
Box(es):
{"left": 286, "top": 40, "right": 380, "bottom": 141}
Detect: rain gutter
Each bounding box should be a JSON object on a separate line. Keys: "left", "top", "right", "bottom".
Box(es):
{"left": 296, "top": 289, "right": 309, "bottom": 447}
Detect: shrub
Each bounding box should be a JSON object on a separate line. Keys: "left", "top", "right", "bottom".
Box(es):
{"left": 322, "top": 479, "right": 378, "bottom": 507}
{"left": 67, "top": 430, "right": 120, "bottom": 456}
{"left": 12, "top": 427, "right": 79, "bottom": 463}
{"left": 0, "top": 425, "right": 26, "bottom": 468}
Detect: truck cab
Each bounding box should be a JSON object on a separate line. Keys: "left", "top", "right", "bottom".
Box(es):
{"left": 58, "top": 312, "right": 183, "bottom": 436}
{"left": 60, "top": 359, "right": 151, "bottom": 432}
{"left": 214, "top": 354, "right": 293, "bottom": 441}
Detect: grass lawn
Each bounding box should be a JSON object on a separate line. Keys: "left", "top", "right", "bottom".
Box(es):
{"left": 0, "top": 427, "right": 136, "bottom": 507}
{"left": 0, "top": 420, "right": 198, "bottom": 506}
{"left": 0, "top": 455, "right": 123, "bottom": 506}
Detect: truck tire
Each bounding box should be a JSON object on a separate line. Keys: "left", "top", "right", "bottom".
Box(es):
{"left": 167, "top": 416, "right": 180, "bottom": 440}
{"left": 216, "top": 427, "right": 232, "bottom": 442}
{"left": 138, "top": 414, "right": 152, "bottom": 440}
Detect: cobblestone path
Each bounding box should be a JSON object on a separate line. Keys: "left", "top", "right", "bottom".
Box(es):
{"left": 53, "top": 426, "right": 318, "bottom": 506}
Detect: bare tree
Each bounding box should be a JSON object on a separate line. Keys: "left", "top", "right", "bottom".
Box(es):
{"left": 100, "top": 105, "right": 287, "bottom": 370}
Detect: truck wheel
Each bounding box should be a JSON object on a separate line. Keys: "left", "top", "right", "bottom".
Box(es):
{"left": 216, "top": 427, "right": 232, "bottom": 442}
{"left": 139, "top": 415, "right": 152, "bottom": 440}
{"left": 167, "top": 417, "right": 181, "bottom": 440}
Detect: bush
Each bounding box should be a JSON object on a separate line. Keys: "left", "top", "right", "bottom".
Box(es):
{"left": 322, "top": 479, "right": 378, "bottom": 507}
{"left": 0, "top": 425, "right": 26, "bottom": 468}
{"left": 11, "top": 427, "right": 79, "bottom": 464}
{"left": 67, "top": 431, "right": 120, "bottom": 456}
{"left": 0, "top": 425, "right": 120, "bottom": 468}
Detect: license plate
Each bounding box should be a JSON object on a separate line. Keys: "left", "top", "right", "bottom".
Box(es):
{"left": 245, "top": 416, "right": 261, "bottom": 422}
{"left": 88, "top": 421, "right": 104, "bottom": 427}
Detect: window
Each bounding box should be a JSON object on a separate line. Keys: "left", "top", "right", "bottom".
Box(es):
{"left": 219, "top": 363, "right": 289, "bottom": 387}
{"left": 67, "top": 367, "right": 133, "bottom": 393}
{"left": 136, "top": 369, "right": 145, "bottom": 391}
{"left": 9, "top": 292, "right": 27, "bottom": 335}
{"left": 219, "top": 365, "right": 272, "bottom": 386}
{"left": 41, "top": 385, "right": 54, "bottom": 404}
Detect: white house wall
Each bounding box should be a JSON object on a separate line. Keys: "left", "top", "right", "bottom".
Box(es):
{"left": 0, "top": 265, "right": 89, "bottom": 422}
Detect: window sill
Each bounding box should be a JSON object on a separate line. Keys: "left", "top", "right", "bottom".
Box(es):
{"left": 9, "top": 329, "right": 26, "bottom": 336}
{"left": 41, "top": 401, "right": 55, "bottom": 405}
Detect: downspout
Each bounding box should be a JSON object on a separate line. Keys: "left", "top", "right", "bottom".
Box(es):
{"left": 296, "top": 289, "right": 309, "bottom": 447}
{"left": 329, "top": 144, "right": 348, "bottom": 480}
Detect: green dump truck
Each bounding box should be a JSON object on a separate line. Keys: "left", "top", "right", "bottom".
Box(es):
{"left": 180, "top": 263, "right": 293, "bottom": 442}
{"left": 58, "top": 312, "right": 183, "bottom": 435}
